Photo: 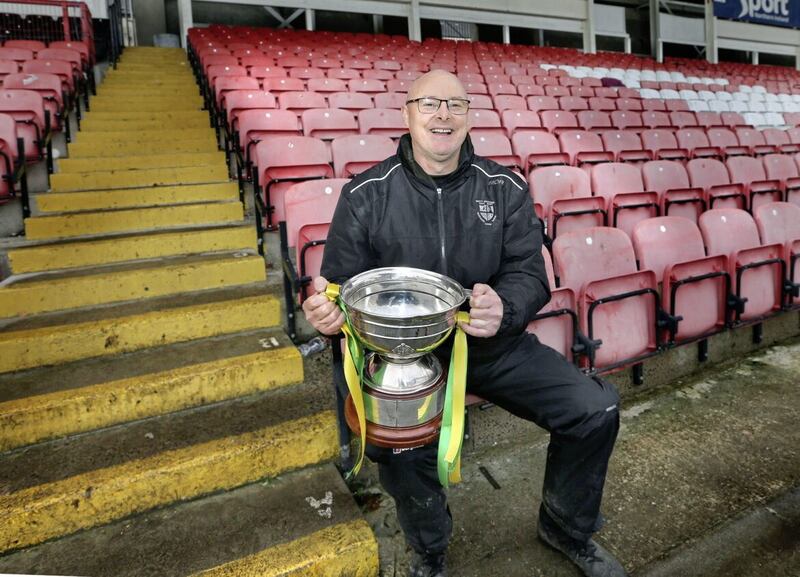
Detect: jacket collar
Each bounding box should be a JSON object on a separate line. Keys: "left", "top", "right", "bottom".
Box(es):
{"left": 397, "top": 133, "right": 475, "bottom": 200}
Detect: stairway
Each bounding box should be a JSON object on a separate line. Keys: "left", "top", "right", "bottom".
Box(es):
{"left": 0, "top": 46, "right": 377, "bottom": 576}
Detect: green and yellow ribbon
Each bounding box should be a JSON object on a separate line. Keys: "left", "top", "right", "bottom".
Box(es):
{"left": 325, "top": 284, "right": 469, "bottom": 488}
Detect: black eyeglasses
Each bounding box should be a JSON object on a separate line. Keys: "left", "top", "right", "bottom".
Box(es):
{"left": 405, "top": 96, "right": 470, "bottom": 115}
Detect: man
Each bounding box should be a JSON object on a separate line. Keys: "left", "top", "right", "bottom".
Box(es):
{"left": 302, "top": 70, "right": 626, "bottom": 577}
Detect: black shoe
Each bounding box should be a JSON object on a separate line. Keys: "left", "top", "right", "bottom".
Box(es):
{"left": 408, "top": 551, "right": 447, "bottom": 577}
{"left": 537, "top": 519, "right": 628, "bottom": 577}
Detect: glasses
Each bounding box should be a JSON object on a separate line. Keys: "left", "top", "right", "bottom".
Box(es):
{"left": 406, "top": 96, "right": 470, "bottom": 115}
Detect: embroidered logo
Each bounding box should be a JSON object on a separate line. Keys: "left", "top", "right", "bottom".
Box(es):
{"left": 476, "top": 199, "right": 496, "bottom": 225}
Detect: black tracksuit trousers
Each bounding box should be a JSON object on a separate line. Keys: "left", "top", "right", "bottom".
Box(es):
{"left": 363, "top": 333, "right": 621, "bottom": 558}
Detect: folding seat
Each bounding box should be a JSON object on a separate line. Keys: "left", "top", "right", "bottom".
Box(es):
{"left": 591, "top": 162, "right": 659, "bottom": 236}
{"left": 362, "top": 69, "right": 394, "bottom": 81}
{"left": 553, "top": 227, "right": 659, "bottom": 376}
{"left": 330, "top": 134, "right": 395, "bottom": 178}
{"left": 660, "top": 89, "right": 680, "bottom": 101}
{"left": 240, "top": 54, "right": 274, "bottom": 69}
{"left": 358, "top": 108, "right": 407, "bottom": 138}
{"left": 488, "top": 82, "right": 516, "bottom": 96}
{"left": 0, "top": 61, "right": 18, "bottom": 83}
{"left": 642, "top": 160, "right": 705, "bottom": 222}
{"left": 327, "top": 68, "right": 360, "bottom": 80}
{"left": 695, "top": 111, "right": 724, "bottom": 129}
{"left": 567, "top": 86, "right": 592, "bottom": 99}
{"left": 517, "top": 84, "right": 545, "bottom": 98}
{"left": 528, "top": 165, "right": 603, "bottom": 239}
{"left": 512, "top": 130, "right": 569, "bottom": 173}
{"left": 214, "top": 76, "right": 259, "bottom": 111}
{"left": 501, "top": 109, "right": 542, "bottom": 136}
{"left": 300, "top": 108, "right": 359, "bottom": 140}
{"left": 249, "top": 65, "right": 288, "bottom": 80}
{"left": 763, "top": 154, "right": 800, "bottom": 205}
{"left": 754, "top": 202, "right": 800, "bottom": 308}
{"left": 540, "top": 110, "right": 578, "bottom": 135}
{"left": 373, "top": 92, "right": 405, "bottom": 109}
{"left": 601, "top": 130, "right": 652, "bottom": 163}
{"left": 707, "top": 100, "right": 730, "bottom": 113}
{"left": 640, "top": 110, "right": 671, "bottom": 129}
{"left": 467, "top": 109, "right": 503, "bottom": 136}
{"left": 236, "top": 109, "right": 301, "bottom": 177}
{"left": 726, "top": 155, "right": 782, "bottom": 212}
{"left": 3, "top": 73, "right": 66, "bottom": 134}
{"left": 203, "top": 54, "right": 239, "bottom": 74}
{"left": 594, "top": 87, "right": 618, "bottom": 98}
{"left": 664, "top": 99, "right": 690, "bottom": 112}
{"left": 348, "top": 78, "right": 386, "bottom": 94}
{"left": 526, "top": 95, "right": 559, "bottom": 113}
{"left": 22, "top": 59, "right": 76, "bottom": 96}
{"left": 289, "top": 67, "right": 325, "bottom": 81}
{"left": 784, "top": 112, "right": 800, "bottom": 126}
{"left": 720, "top": 112, "right": 748, "bottom": 128}
{"left": 616, "top": 98, "right": 643, "bottom": 112}
{"left": 463, "top": 81, "right": 488, "bottom": 95}
{"left": 642, "top": 99, "right": 667, "bottom": 112}
{"left": 467, "top": 94, "right": 493, "bottom": 109}
{"left": 734, "top": 127, "right": 776, "bottom": 155}
{"left": 307, "top": 77, "right": 348, "bottom": 93}
{"left": 0, "top": 89, "right": 48, "bottom": 164}
{"left": 675, "top": 127, "right": 722, "bottom": 159}
{"left": 619, "top": 90, "right": 643, "bottom": 102}
{"left": 492, "top": 94, "right": 526, "bottom": 112}
{"left": 557, "top": 96, "right": 588, "bottom": 112}
{"left": 373, "top": 60, "right": 401, "bottom": 72}
{"left": 706, "top": 127, "right": 748, "bottom": 157}
{"left": 262, "top": 77, "right": 304, "bottom": 93}
{"left": 765, "top": 112, "right": 787, "bottom": 126}
{"left": 761, "top": 129, "right": 798, "bottom": 153}
{"left": 609, "top": 110, "right": 642, "bottom": 131}
{"left": 0, "top": 112, "right": 24, "bottom": 205}
{"left": 641, "top": 129, "right": 688, "bottom": 161}
{"left": 669, "top": 111, "right": 698, "bottom": 129}
{"left": 276, "top": 91, "right": 327, "bottom": 115}
{"left": 471, "top": 132, "right": 521, "bottom": 171}
{"left": 544, "top": 85, "right": 570, "bottom": 98}
{"left": 253, "top": 135, "right": 334, "bottom": 230}
{"left": 385, "top": 79, "right": 411, "bottom": 93}
{"left": 687, "top": 158, "right": 746, "bottom": 210}
{"left": 342, "top": 59, "right": 372, "bottom": 70}
{"left": 276, "top": 56, "right": 309, "bottom": 68}
{"left": 577, "top": 110, "right": 612, "bottom": 131}
{"left": 484, "top": 73, "right": 511, "bottom": 84}
{"left": 326, "top": 91, "right": 373, "bottom": 112}
{"left": 632, "top": 217, "right": 728, "bottom": 345}
{"left": 5, "top": 40, "right": 44, "bottom": 52}
{"left": 728, "top": 100, "right": 749, "bottom": 114}
{"left": 699, "top": 209, "right": 784, "bottom": 323}
{"left": 558, "top": 130, "right": 613, "bottom": 166}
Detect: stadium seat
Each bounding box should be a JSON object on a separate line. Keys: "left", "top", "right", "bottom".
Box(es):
{"left": 725, "top": 155, "right": 782, "bottom": 212}
{"left": 253, "top": 135, "right": 334, "bottom": 230}
{"left": 277, "top": 91, "right": 328, "bottom": 114}
{"left": 641, "top": 129, "right": 688, "bottom": 161}
{"left": 358, "top": 108, "right": 407, "bottom": 138}
{"left": 763, "top": 153, "right": 800, "bottom": 205}
{"left": 753, "top": 202, "right": 800, "bottom": 308}
{"left": 706, "top": 127, "right": 749, "bottom": 157}
{"left": 0, "top": 112, "right": 24, "bottom": 205}
{"left": 544, "top": 85, "right": 570, "bottom": 97}
{"left": 237, "top": 108, "right": 301, "bottom": 164}
{"left": 0, "top": 88, "right": 48, "bottom": 164}
{"left": 528, "top": 165, "right": 604, "bottom": 239}
{"left": 735, "top": 127, "right": 776, "bottom": 155}
{"left": 501, "top": 109, "right": 542, "bottom": 136}
{"left": 348, "top": 78, "right": 386, "bottom": 93}
{"left": 512, "top": 130, "right": 569, "bottom": 173}
{"left": 374, "top": 92, "right": 406, "bottom": 109}
{"left": 526, "top": 95, "right": 559, "bottom": 113}
{"left": 601, "top": 130, "right": 652, "bottom": 163}
{"left": 675, "top": 127, "right": 722, "bottom": 159}
{"left": 518, "top": 84, "right": 545, "bottom": 97}
{"left": 577, "top": 110, "right": 612, "bottom": 131}
{"left": 526, "top": 246, "right": 579, "bottom": 361}
{"left": 695, "top": 111, "right": 725, "bottom": 129}
{"left": 2, "top": 73, "right": 66, "bottom": 134}
{"left": 214, "top": 75, "right": 259, "bottom": 110}
{"left": 699, "top": 209, "right": 784, "bottom": 323}
{"left": 632, "top": 217, "right": 728, "bottom": 344}
{"left": 641, "top": 110, "right": 671, "bottom": 129}
{"left": 540, "top": 110, "right": 578, "bottom": 134}
{"left": 687, "top": 158, "right": 746, "bottom": 210}
{"left": 301, "top": 108, "right": 359, "bottom": 140}
{"left": 558, "top": 130, "right": 613, "bottom": 166}
{"left": 467, "top": 94, "right": 493, "bottom": 109}
{"left": 616, "top": 97, "right": 644, "bottom": 111}
{"left": 591, "top": 162, "right": 659, "bottom": 236}
{"left": 326, "top": 91, "right": 373, "bottom": 112}
{"left": 559, "top": 96, "right": 588, "bottom": 111}
{"left": 331, "top": 134, "right": 395, "bottom": 178}
{"left": 224, "top": 90, "right": 276, "bottom": 132}
{"left": 642, "top": 160, "right": 705, "bottom": 222}
{"left": 669, "top": 111, "right": 698, "bottom": 129}
{"left": 553, "top": 227, "right": 659, "bottom": 376}
{"left": 762, "top": 128, "right": 799, "bottom": 153}
{"left": 493, "top": 94, "right": 526, "bottom": 112}
{"left": 307, "top": 77, "right": 348, "bottom": 93}
{"left": 471, "top": 132, "right": 521, "bottom": 171}
{"left": 468, "top": 109, "right": 504, "bottom": 137}
{"left": 720, "top": 112, "right": 748, "bottom": 128}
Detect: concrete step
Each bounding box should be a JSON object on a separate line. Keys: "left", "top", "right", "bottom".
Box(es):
{"left": 33, "top": 181, "right": 237, "bottom": 213}
{"left": 0, "top": 464, "right": 376, "bottom": 576}
{"left": 0, "top": 327, "right": 304, "bottom": 452}
{"left": 56, "top": 151, "right": 225, "bottom": 174}
{"left": 89, "top": 96, "right": 206, "bottom": 109}
{"left": 50, "top": 165, "right": 229, "bottom": 192}
{"left": 24, "top": 200, "right": 243, "bottom": 239}
{"left": 73, "top": 127, "right": 213, "bottom": 146}
{"left": 5, "top": 223, "right": 255, "bottom": 274}
{"left": 0, "top": 252, "right": 266, "bottom": 319}
{"left": 0, "top": 285, "right": 280, "bottom": 373}
{"left": 79, "top": 115, "right": 210, "bottom": 132}
{"left": 88, "top": 101, "right": 205, "bottom": 113}
{"left": 67, "top": 137, "right": 217, "bottom": 158}
{"left": 83, "top": 110, "right": 206, "bottom": 123}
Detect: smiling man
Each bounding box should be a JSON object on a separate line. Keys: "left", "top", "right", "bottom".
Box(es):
{"left": 302, "top": 70, "right": 627, "bottom": 577}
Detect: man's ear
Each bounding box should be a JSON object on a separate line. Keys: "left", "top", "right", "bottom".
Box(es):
{"left": 401, "top": 104, "right": 410, "bottom": 128}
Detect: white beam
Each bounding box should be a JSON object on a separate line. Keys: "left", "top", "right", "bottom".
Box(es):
{"left": 650, "top": 0, "right": 660, "bottom": 60}
{"left": 408, "top": 0, "right": 421, "bottom": 42}
{"left": 502, "top": 24, "right": 510, "bottom": 44}
{"left": 583, "top": 0, "right": 595, "bottom": 54}
{"left": 705, "top": 1, "right": 717, "bottom": 64}
{"left": 306, "top": 8, "right": 315, "bottom": 30}
{"left": 177, "top": 0, "right": 192, "bottom": 49}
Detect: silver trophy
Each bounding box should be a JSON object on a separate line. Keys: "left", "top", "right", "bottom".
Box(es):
{"left": 338, "top": 267, "right": 470, "bottom": 448}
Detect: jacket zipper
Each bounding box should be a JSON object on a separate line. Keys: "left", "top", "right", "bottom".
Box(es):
{"left": 436, "top": 187, "right": 447, "bottom": 273}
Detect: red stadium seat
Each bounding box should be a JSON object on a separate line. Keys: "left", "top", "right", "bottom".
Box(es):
{"left": 526, "top": 95, "right": 559, "bottom": 113}
{"left": 763, "top": 153, "right": 800, "bottom": 205}
{"left": 301, "top": 108, "right": 359, "bottom": 140}
{"left": 225, "top": 90, "right": 276, "bottom": 132}
{"left": 553, "top": 227, "right": 659, "bottom": 375}
{"left": 0, "top": 89, "right": 47, "bottom": 162}
{"left": 616, "top": 98, "right": 643, "bottom": 112}
{"left": 464, "top": 82, "right": 488, "bottom": 95}
{"left": 601, "top": 130, "right": 652, "bottom": 163}
{"left": 725, "top": 155, "right": 782, "bottom": 212}
{"left": 588, "top": 97, "right": 615, "bottom": 111}
{"left": 541, "top": 110, "right": 578, "bottom": 135}
{"left": 214, "top": 75, "right": 259, "bottom": 109}
{"left": 492, "top": 95, "right": 526, "bottom": 112}
{"left": 253, "top": 135, "right": 334, "bottom": 229}
{"left": 362, "top": 69, "right": 394, "bottom": 81}
{"left": 0, "top": 113, "right": 23, "bottom": 203}
{"left": 307, "top": 77, "right": 348, "bottom": 93}
{"left": 720, "top": 112, "right": 748, "bottom": 129}
{"left": 642, "top": 160, "right": 705, "bottom": 222}
{"left": 695, "top": 112, "right": 725, "bottom": 129}
{"left": 687, "top": 158, "right": 746, "bottom": 210}
{"left": 641, "top": 129, "right": 688, "bottom": 161}
{"left": 591, "top": 162, "right": 659, "bottom": 236}
{"left": 467, "top": 94, "right": 493, "bottom": 109}
{"left": 665, "top": 99, "right": 690, "bottom": 112}
{"left": 289, "top": 67, "right": 325, "bottom": 80}
{"left": 754, "top": 202, "right": 800, "bottom": 308}
{"left": 22, "top": 59, "right": 75, "bottom": 93}
{"left": 236, "top": 109, "right": 301, "bottom": 177}
{"left": 544, "top": 85, "right": 570, "bottom": 97}
{"left": 706, "top": 127, "right": 749, "bottom": 157}
{"left": 699, "top": 209, "right": 784, "bottom": 323}
{"left": 641, "top": 110, "right": 671, "bottom": 129}
{"left": 374, "top": 92, "right": 406, "bottom": 109}
{"left": 558, "top": 130, "right": 613, "bottom": 166}
{"left": 518, "top": 84, "right": 545, "bottom": 97}
{"left": 571, "top": 86, "right": 595, "bottom": 99}
{"left": 501, "top": 109, "right": 542, "bottom": 136}
{"left": 327, "top": 91, "right": 373, "bottom": 112}
{"left": 641, "top": 99, "right": 667, "bottom": 112}
{"left": 528, "top": 165, "right": 604, "bottom": 239}
{"left": 467, "top": 109, "right": 503, "bottom": 137}
{"left": 488, "top": 82, "right": 517, "bottom": 96}
{"left": 675, "top": 127, "right": 722, "bottom": 159}
{"left": 5, "top": 40, "right": 44, "bottom": 53}
{"left": 386, "top": 79, "right": 413, "bottom": 93}
{"left": 735, "top": 128, "right": 776, "bottom": 155}
{"left": 632, "top": 217, "right": 728, "bottom": 344}
{"left": 277, "top": 91, "right": 328, "bottom": 114}
{"left": 669, "top": 111, "right": 698, "bottom": 129}
{"left": 762, "top": 128, "right": 799, "bottom": 153}
{"left": 577, "top": 111, "right": 612, "bottom": 131}
{"left": 611, "top": 110, "right": 644, "bottom": 131}
{"left": 3, "top": 73, "right": 65, "bottom": 132}
{"left": 348, "top": 78, "right": 386, "bottom": 93}
{"left": 331, "top": 134, "right": 395, "bottom": 178}
{"left": 471, "top": 132, "right": 521, "bottom": 171}
{"left": 358, "top": 108, "right": 407, "bottom": 138}
{"left": 512, "top": 130, "right": 569, "bottom": 173}
{"left": 558, "top": 96, "right": 588, "bottom": 111}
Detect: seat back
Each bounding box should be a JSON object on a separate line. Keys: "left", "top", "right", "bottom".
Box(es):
{"left": 300, "top": 108, "right": 358, "bottom": 140}
{"left": 374, "top": 92, "right": 406, "bottom": 109}
{"left": 687, "top": 158, "right": 731, "bottom": 189}
{"left": 557, "top": 130, "right": 604, "bottom": 164}
{"left": 632, "top": 216, "right": 706, "bottom": 283}
{"left": 0, "top": 88, "right": 46, "bottom": 160}
{"left": 754, "top": 201, "right": 800, "bottom": 245}
{"left": 526, "top": 95, "right": 559, "bottom": 113}
{"left": 225, "top": 90, "right": 276, "bottom": 127}
{"left": 763, "top": 153, "right": 798, "bottom": 182}
{"left": 467, "top": 108, "right": 501, "bottom": 129}
{"left": 541, "top": 110, "right": 578, "bottom": 132}
{"left": 577, "top": 110, "right": 611, "bottom": 130}
{"left": 501, "top": 109, "right": 541, "bottom": 135}
{"left": 277, "top": 91, "right": 328, "bottom": 112}
{"left": 330, "top": 134, "right": 395, "bottom": 178}
{"left": 554, "top": 227, "right": 638, "bottom": 292}
{"left": 238, "top": 109, "right": 300, "bottom": 153}
{"left": 357, "top": 108, "right": 407, "bottom": 137}
{"left": 591, "top": 162, "right": 644, "bottom": 199}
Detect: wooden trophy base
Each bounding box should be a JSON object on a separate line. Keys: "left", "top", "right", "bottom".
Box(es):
{"left": 344, "top": 394, "right": 442, "bottom": 448}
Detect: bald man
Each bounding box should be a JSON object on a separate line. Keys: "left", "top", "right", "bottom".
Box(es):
{"left": 303, "top": 71, "right": 626, "bottom": 577}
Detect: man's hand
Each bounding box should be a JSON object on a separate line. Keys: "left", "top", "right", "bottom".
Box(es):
{"left": 459, "top": 283, "right": 503, "bottom": 338}
{"left": 302, "top": 276, "right": 345, "bottom": 336}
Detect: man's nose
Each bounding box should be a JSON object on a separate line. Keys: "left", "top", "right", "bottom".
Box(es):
{"left": 436, "top": 102, "right": 451, "bottom": 120}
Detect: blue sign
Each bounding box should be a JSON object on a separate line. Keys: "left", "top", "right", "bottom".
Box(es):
{"left": 713, "top": 0, "right": 800, "bottom": 29}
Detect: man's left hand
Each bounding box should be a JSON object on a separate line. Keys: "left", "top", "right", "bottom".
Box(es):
{"left": 459, "top": 283, "right": 503, "bottom": 338}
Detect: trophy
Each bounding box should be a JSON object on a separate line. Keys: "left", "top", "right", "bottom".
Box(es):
{"left": 327, "top": 267, "right": 471, "bottom": 487}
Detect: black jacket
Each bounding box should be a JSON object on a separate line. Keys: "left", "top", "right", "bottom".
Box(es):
{"left": 321, "top": 133, "right": 551, "bottom": 358}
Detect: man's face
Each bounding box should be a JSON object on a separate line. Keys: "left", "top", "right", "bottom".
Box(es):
{"left": 402, "top": 71, "right": 471, "bottom": 173}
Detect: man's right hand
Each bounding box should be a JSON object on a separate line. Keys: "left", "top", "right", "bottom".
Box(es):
{"left": 302, "top": 276, "right": 345, "bottom": 336}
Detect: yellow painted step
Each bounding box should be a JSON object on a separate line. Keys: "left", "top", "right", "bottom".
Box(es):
{"left": 80, "top": 116, "right": 210, "bottom": 131}
{"left": 75, "top": 127, "right": 212, "bottom": 145}
{"left": 25, "top": 201, "right": 243, "bottom": 239}
{"left": 89, "top": 101, "right": 205, "bottom": 113}
{"left": 50, "top": 165, "right": 229, "bottom": 192}
{"left": 81, "top": 110, "right": 206, "bottom": 122}
{"left": 68, "top": 138, "right": 218, "bottom": 158}
{"left": 36, "top": 182, "right": 236, "bottom": 212}
{"left": 0, "top": 254, "right": 265, "bottom": 319}
{"left": 57, "top": 151, "right": 224, "bottom": 173}
{"left": 91, "top": 96, "right": 205, "bottom": 107}
{"left": 195, "top": 520, "right": 378, "bottom": 577}
{"left": 0, "top": 294, "right": 279, "bottom": 373}
{"left": 7, "top": 225, "right": 254, "bottom": 273}
{"left": 0, "top": 412, "right": 335, "bottom": 552}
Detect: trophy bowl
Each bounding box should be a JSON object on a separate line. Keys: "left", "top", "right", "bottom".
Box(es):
{"left": 339, "top": 267, "right": 470, "bottom": 360}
